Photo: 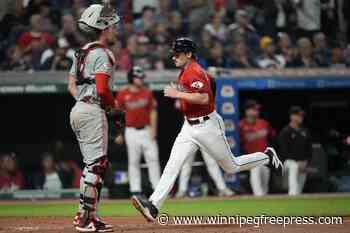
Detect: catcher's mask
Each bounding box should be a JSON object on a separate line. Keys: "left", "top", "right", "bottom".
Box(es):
{"left": 78, "top": 2, "right": 120, "bottom": 33}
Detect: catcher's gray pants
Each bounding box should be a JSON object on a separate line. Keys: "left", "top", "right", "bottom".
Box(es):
{"left": 70, "top": 101, "right": 108, "bottom": 220}
{"left": 70, "top": 101, "right": 108, "bottom": 165}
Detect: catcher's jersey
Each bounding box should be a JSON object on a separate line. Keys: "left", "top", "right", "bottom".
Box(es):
{"left": 69, "top": 42, "right": 115, "bottom": 106}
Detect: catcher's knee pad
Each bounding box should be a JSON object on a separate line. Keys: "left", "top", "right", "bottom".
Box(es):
{"left": 81, "top": 170, "right": 104, "bottom": 213}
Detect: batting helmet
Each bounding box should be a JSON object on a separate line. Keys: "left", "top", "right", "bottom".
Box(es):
{"left": 78, "top": 3, "right": 120, "bottom": 33}
{"left": 171, "top": 37, "right": 197, "bottom": 54}
{"left": 127, "top": 66, "right": 146, "bottom": 84}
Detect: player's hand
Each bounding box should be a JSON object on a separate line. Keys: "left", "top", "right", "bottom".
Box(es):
{"left": 114, "top": 134, "right": 124, "bottom": 145}
{"left": 164, "top": 83, "right": 179, "bottom": 99}
{"left": 149, "top": 127, "right": 157, "bottom": 140}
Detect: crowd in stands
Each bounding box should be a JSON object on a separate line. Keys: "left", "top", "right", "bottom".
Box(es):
{"left": 1, "top": 0, "right": 350, "bottom": 72}
{"left": 0, "top": 151, "right": 82, "bottom": 192}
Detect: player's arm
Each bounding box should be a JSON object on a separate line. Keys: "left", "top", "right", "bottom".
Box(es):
{"left": 164, "top": 83, "right": 209, "bottom": 105}
{"left": 94, "top": 53, "right": 116, "bottom": 109}
{"left": 68, "top": 75, "right": 78, "bottom": 98}
{"left": 150, "top": 108, "right": 158, "bottom": 139}
{"left": 95, "top": 73, "right": 115, "bottom": 109}
{"left": 68, "top": 56, "right": 78, "bottom": 99}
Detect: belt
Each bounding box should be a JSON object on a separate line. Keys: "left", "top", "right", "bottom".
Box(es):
{"left": 187, "top": 116, "right": 210, "bottom": 125}
{"left": 129, "top": 126, "right": 146, "bottom": 130}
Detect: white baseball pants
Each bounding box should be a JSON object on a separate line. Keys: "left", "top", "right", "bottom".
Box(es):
{"left": 178, "top": 150, "right": 228, "bottom": 194}
{"left": 284, "top": 159, "right": 307, "bottom": 195}
{"left": 149, "top": 111, "right": 270, "bottom": 209}
{"left": 125, "top": 127, "right": 161, "bottom": 193}
{"left": 250, "top": 165, "right": 270, "bottom": 196}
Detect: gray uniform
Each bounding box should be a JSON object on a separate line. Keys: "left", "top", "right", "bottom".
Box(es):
{"left": 69, "top": 42, "right": 116, "bottom": 219}
{"left": 69, "top": 42, "right": 115, "bottom": 165}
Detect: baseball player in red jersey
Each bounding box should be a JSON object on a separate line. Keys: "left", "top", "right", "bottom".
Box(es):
{"left": 67, "top": 2, "right": 120, "bottom": 232}
{"left": 240, "top": 100, "right": 276, "bottom": 196}
{"left": 115, "top": 66, "right": 160, "bottom": 196}
{"left": 131, "top": 38, "right": 283, "bottom": 222}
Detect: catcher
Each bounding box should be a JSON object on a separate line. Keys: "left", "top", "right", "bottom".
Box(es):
{"left": 67, "top": 2, "right": 123, "bottom": 232}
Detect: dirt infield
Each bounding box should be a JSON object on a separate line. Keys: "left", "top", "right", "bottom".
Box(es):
{"left": 0, "top": 217, "right": 349, "bottom": 233}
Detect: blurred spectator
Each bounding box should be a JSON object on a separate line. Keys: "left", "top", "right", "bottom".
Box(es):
{"left": 133, "top": 6, "right": 156, "bottom": 34}
{"left": 48, "top": 140, "right": 82, "bottom": 188}
{"left": 0, "top": 153, "right": 24, "bottom": 192}
{"left": 278, "top": 106, "right": 312, "bottom": 195}
{"left": 40, "top": 37, "right": 74, "bottom": 70}
{"left": 34, "top": 152, "right": 62, "bottom": 190}
{"left": 275, "top": 0, "right": 298, "bottom": 35}
{"left": 197, "top": 30, "right": 214, "bottom": 63}
{"left": 276, "top": 32, "right": 295, "bottom": 63}
{"left": 17, "top": 14, "right": 55, "bottom": 70}
{"left": 167, "top": 11, "right": 188, "bottom": 39}
{"left": 288, "top": 37, "right": 318, "bottom": 67}
{"left": 320, "top": 0, "right": 337, "bottom": 38}
{"left": 185, "top": 0, "right": 212, "bottom": 38}
{"left": 330, "top": 47, "right": 347, "bottom": 68}
{"left": 313, "top": 32, "right": 331, "bottom": 67}
{"left": 204, "top": 41, "right": 229, "bottom": 68}
{"left": 227, "top": 41, "right": 258, "bottom": 68}
{"left": 1, "top": 46, "right": 32, "bottom": 71}
{"left": 343, "top": 1, "right": 350, "bottom": 44}
{"left": 36, "top": 1, "right": 57, "bottom": 33}
{"left": 257, "top": 36, "right": 286, "bottom": 69}
{"left": 133, "top": 0, "right": 160, "bottom": 15}
{"left": 228, "top": 9, "right": 260, "bottom": 55}
{"left": 294, "top": 0, "right": 321, "bottom": 39}
{"left": 203, "top": 12, "right": 228, "bottom": 42}
{"left": 153, "top": 43, "right": 174, "bottom": 70}
{"left": 57, "top": 160, "right": 82, "bottom": 189}
{"left": 239, "top": 100, "right": 276, "bottom": 196}
{"left": 148, "top": 21, "right": 169, "bottom": 45}
{"left": 115, "top": 37, "right": 134, "bottom": 70}
{"left": 59, "top": 14, "right": 85, "bottom": 49}
{"left": 132, "top": 35, "right": 154, "bottom": 70}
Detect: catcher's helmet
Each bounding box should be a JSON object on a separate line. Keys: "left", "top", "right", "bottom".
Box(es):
{"left": 127, "top": 66, "right": 146, "bottom": 84}
{"left": 171, "top": 37, "right": 197, "bottom": 54}
{"left": 78, "top": 3, "right": 120, "bottom": 32}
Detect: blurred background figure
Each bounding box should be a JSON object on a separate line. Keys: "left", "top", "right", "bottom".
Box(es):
{"left": 313, "top": 32, "right": 331, "bottom": 67}
{"left": 227, "top": 40, "right": 258, "bottom": 68}
{"left": 257, "top": 36, "right": 286, "bottom": 69}
{"left": 115, "top": 66, "right": 160, "bottom": 196}
{"left": 239, "top": 100, "right": 276, "bottom": 196}
{"left": 40, "top": 37, "right": 74, "bottom": 70}
{"left": 288, "top": 37, "right": 318, "bottom": 68}
{"left": 176, "top": 151, "right": 234, "bottom": 198}
{"left": 278, "top": 106, "right": 312, "bottom": 195}
{"left": 34, "top": 152, "right": 62, "bottom": 190}
{"left": 228, "top": 9, "right": 260, "bottom": 56}
{"left": 0, "top": 153, "right": 24, "bottom": 192}
{"left": 16, "top": 14, "right": 55, "bottom": 70}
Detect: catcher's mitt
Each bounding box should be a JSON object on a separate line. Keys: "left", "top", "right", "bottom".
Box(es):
{"left": 106, "top": 108, "right": 125, "bottom": 132}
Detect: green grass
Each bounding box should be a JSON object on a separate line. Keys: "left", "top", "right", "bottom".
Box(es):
{"left": 0, "top": 196, "right": 349, "bottom": 217}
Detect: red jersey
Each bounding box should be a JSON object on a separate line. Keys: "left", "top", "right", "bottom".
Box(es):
{"left": 0, "top": 171, "right": 24, "bottom": 191}
{"left": 239, "top": 119, "right": 276, "bottom": 153}
{"left": 116, "top": 87, "right": 156, "bottom": 128}
{"left": 17, "top": 31, "right": 55, "bottom": 50}
{"left": 177, "top": 61, "right": 215, "bottom": 118}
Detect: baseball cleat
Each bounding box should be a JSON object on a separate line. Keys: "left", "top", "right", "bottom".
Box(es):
{"left": 75, "top": 219, "right": 113, "bottom": 232}
{"left": 265, "top": 147, "right": 284, "bottom": 175}
{"left": 218, "top": 188, "right": 235, "bottom": 197}
{"left": 73, "top": 213, "right": 113, "bottom": 228}
{"left": 131, "top": 195, "right": 158, "bottom": 222}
